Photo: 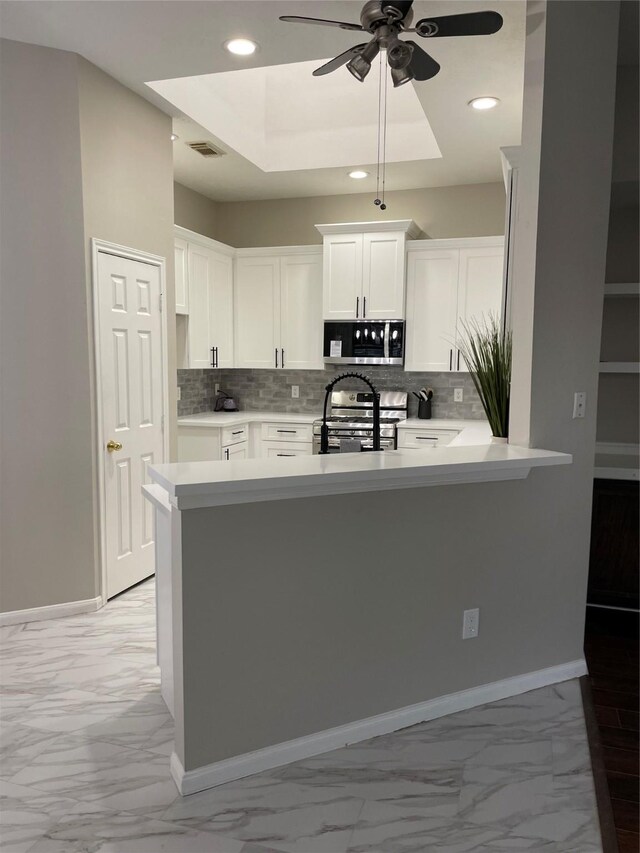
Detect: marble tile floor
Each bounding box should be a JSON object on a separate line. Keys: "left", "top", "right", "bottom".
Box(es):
{"left": 1, "top": 579, "right": 602, "bottom": 853}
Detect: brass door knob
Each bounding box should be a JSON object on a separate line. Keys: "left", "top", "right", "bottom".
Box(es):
{"left": 106, "top": 440, "right": 123, "bottom": 452}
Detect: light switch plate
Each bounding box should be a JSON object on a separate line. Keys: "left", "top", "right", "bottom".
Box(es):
{"left": 572, "top": 392, "right": 586, "bottom": 419}
{"left": 454, "top": 388, "right": 464, "bottom": 403}
{"left": 462, "top": 608, "right": 480, "bottom": 639}
{"left": 292, "top": 385, "right": 300, "bottom": 399}
{"left": 177, "top": 387, "right": 181, "bottom": 401}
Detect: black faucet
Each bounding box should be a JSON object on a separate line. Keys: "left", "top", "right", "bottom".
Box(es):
{"left": 319, "top": 372, "right": 381, "bottom": 454}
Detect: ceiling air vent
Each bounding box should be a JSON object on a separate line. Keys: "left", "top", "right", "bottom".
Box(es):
{"left": 186, "top": 141, "right": 226, "bottom": 158}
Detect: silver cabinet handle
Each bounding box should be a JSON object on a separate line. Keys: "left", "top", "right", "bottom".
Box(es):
{"left": 457, "top": 351, "right": 460, "bottom": 371}
{"left": 281, "top": 348, "right": 285, "bottom": 368}
{"left": 275, "top": 348, "right": 278, "bottom": 368}
{"left": 225, "top": 448, "right": 230, "bottom": 460}
{"left": 211, "top": 347, "right": 215, "bottom": 368}
{"left": 232, "top": 430, "right": 243, "bottom": 436}
{"left": 363, "top": 296, "right": 367, "bottom": 318}
{"left": 277, "top": 453, "right": 295, "bottom": 457}
{"left": 277, "top": 429, "right": 296, "bottom": 434}
{"left": 356, "top": 296, "right": 359, "bottom": 318}
{"left": 449, "top": 349, "right": 453, "bottom": 370}
{"left": 416, "top": 436, "right": 439, "bottom": 441}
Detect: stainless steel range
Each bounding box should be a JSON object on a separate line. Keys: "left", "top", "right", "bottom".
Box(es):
{"left": 312, "top": 391, "right": 408, "bottom": 454}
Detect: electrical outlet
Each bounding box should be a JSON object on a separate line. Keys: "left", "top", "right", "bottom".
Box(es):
{"left": 454, "top": 388, "right": 464, "bottom": 403}
{"left": 177, "top": 387, "right": 181, "bottom": 401}
{"left": 572, "top": 392, "right": 586, "bottom": 419}
{"left": 291, "top": 385, "right": 299, "bottom": 399}
{"left": 214, "top": 383, "right": 220, "bottom": 396}
{"left": 462, "top": 608, "right": 480, "bottom": 639}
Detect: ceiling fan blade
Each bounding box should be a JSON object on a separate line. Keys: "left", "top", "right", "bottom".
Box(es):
{"left": 279, "top": 15, "right": 364, "bottom": 32}
{"left": 415, "top": 11, "right": 503, "bottom": 38}
{"left": 405, "top": 41, "right": 441, "bottom": 81}
{"left": 312, "top": 44, "right": 367, "bottom": 76}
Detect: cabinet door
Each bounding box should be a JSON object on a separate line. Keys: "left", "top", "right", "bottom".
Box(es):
{"left": 187, "top": 243, "right": 214, "bottom": 369}
{"left": 223, "top": 441, "right": 248, "bottom": 460}
{"left": 405, "top": 250, "right": 459, "bottom": 372}
{"left": 362, "top": 232, "right": 406, "bottom": 319}
{"left": 174, "top": 238, "right": 189, "bottom": 315}
{"left": 455, "top": 245, "right": 505, "bottom": 371}
{"left": 209, "top": 251, "right": 234, "bottom": 368}
{"left": 323, "top": 234, "right": 363, "bottom": 319}
{"left": 235, "top": 256, "right": 281, "bottom": 368}
{"left": 281, "top": 253, "right": 323, "bottom": 370}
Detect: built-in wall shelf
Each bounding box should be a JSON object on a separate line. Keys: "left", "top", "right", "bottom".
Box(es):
{"left": 599, "top": 362, "right": 640, "bottom": 373}
{"left": 594, "top": 443, "right": 640, "bottom": 481}
{"left": 604, "top": 283, "right": 640, "bottom": 297}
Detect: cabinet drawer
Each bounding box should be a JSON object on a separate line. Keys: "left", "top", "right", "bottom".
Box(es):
{"left": 221, "top": 424, "right": 248, "bottom": 446}
{"left": 261, "top": 422, "right": 313, "bottom": 443}
{"left": 397, "top": 428, "right": 459, "bottom": 448}
{"left": 262, "top": 441, "right": 312, "bottom": 458}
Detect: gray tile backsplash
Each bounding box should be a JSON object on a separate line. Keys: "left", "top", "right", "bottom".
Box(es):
{"left": 178, "top": 367, "right": 486, "bottom": 421}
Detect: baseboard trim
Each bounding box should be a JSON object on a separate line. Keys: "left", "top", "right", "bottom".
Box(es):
{"left": 170, "top": 658, "right": 587, "bottom": 796}
{"left": 0, "top": 595, "right": 103, "bottom": 626}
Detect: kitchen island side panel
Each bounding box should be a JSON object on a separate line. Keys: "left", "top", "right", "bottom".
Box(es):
{"left": 178, "top": 464, "right": 584, "bottom": 772}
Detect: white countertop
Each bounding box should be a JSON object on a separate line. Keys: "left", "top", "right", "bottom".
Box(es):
{"left": 178, "top": 411, "right": 319, "bottom": 428}
{"left": 149, "top": 443, "right": 571, "bottom": 509}
{"left": 178, "top": 411, "right": 490, "bottom": 444}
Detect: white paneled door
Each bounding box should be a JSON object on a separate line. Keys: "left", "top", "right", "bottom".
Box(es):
{"left": 97, "top": 251, "right": 165, "bottom": 599}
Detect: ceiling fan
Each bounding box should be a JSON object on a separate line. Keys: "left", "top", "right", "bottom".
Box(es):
{"left": 280, "top": 1, "right": 503, "bottom": 87}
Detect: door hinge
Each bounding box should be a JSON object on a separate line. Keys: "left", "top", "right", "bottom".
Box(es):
{"left": 159, "top": 292, "right": 163, "bottom": 313}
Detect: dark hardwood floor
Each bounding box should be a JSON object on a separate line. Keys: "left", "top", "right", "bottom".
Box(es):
{"left": 584, "top": 606, "right": 639, "bottom": 852}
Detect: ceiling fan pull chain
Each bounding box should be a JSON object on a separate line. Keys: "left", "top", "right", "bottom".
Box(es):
{"left": 380, "top": 58, "right": 389, "bottom": 211}
{"left": 374, "top": 51, "right": 383, "bottom": 207}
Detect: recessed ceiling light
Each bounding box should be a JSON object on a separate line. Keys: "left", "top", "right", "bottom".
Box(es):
{"left": 225, "top": 38, "right": 258, "bottom": 56}
{"left": 349, "top": 170, "right": 369, "bottom": 179}
{"left": 469, "top": 97, "right": 500, "bottom": 111}
{"left": 170, "top": 133, "right": 179, "bottom": 142}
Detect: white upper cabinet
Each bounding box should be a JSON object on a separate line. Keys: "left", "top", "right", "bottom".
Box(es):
{"left": 405, "top": 238, "right": 505, "bottom": 373}
{"left": 174, "top": 237, "right": 189, "bottom": 315}
{"left": 175, "top": 227, "right": 235, "bottom": 369}
{"left": 235, "top": 256, "right": 281, "bottom": 369}
{"left": 456, "top": 246, "right": 505, "bottom": 330}
{"left": 187, "top": 242, "right": 214, "bottom": 369}
{"left": 208, "top": 251, "right": 234, "bottom": 369}
{"left": 362, "top": 232, "right": 406, "bottom": 319}
{"left": 322, "top": 234, "right": 363, "bottom": 320}
{"left": 405, "top": 249, "right": 459, "bottom": 372}
{"left": 317, "top": 221, "right": 418, "bottom": 320}
{"left": 280, "top": 253, "right": 323, "bottom": 370}
{"left": 234, "top": 249, "right": 323, "bottom": 370}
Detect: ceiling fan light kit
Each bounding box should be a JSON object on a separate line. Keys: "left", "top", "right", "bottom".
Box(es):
{"left": 280, "top": 2, "right": 503, "bottom": 208}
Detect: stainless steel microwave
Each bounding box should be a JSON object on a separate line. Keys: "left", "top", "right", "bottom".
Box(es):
{"left": 323, "top": 320, "right": 405, "bottom": 366}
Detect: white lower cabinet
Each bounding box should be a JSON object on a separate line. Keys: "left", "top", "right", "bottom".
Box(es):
{"left": 222, "top": 441, "right": 248, "bottom": 460}
{"left": 405, "top": 238, "right": 504, "bottom": 372}
{"left": 262, "top": 442, "right": 311, "bottom": 458}
{"left": 397, "top": 428, "right": 460, "bottom": 448}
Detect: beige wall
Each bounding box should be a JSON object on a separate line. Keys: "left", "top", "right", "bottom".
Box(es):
{"left": 174, "top": 181, "right": 506, "bottom": 248}
{"left": 174, "top": 182, "right": 219, "bottom": 241}
{"left": 0, "top": 40, "right": 95, "bottom": 611}
{"left": 174, "top": 1, "right": 620, "bottom": 773}
{"left": 0, "top": 41, "right": 175, "bottom": 613}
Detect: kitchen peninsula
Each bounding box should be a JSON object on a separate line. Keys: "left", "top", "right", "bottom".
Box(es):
{"left": 144, "top": 441, "right": 573, "bottom": 796}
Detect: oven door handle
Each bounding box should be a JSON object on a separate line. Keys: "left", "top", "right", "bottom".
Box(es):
{"left": 383, "top": 322, "right": 390, "bottom": 361}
